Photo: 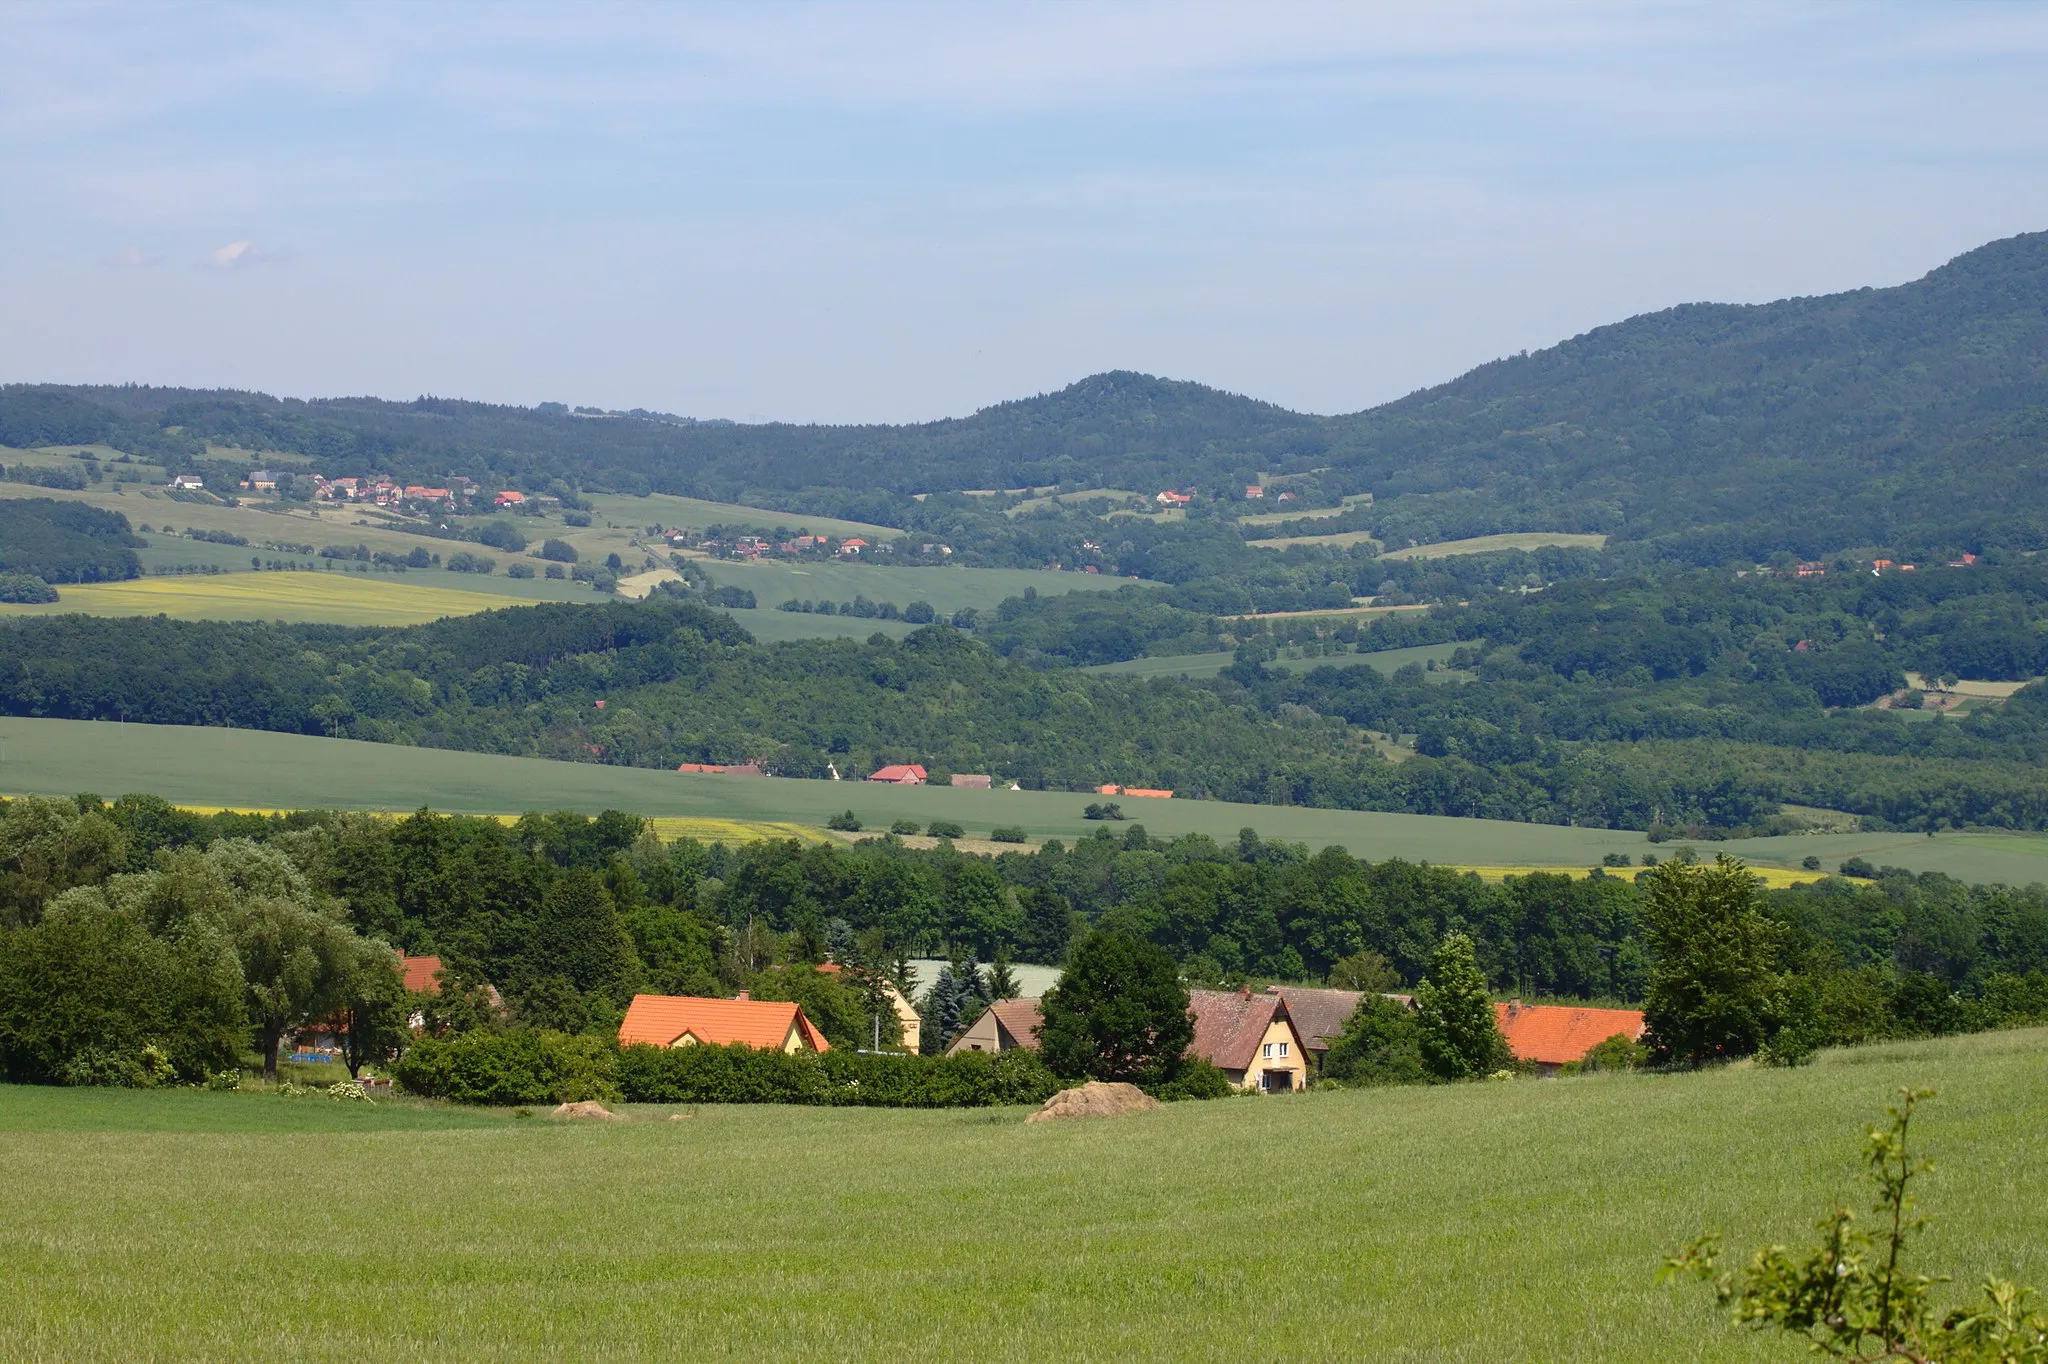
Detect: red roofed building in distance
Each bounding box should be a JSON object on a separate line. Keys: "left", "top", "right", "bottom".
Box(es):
{"left": 1243, "top": 485, "right": 1264, "bottom": 499}
{"left": 1154, "top": 490, "right": 1191, "bottom": 506}
{"left": 1493, "top": 1000, "right": 1645, "bottom": 1072}
{"left": 399, "top": 954, "right": 445, "bottom": 994}
{"left": 866, "top": 763, "right": 927, "bottom": 784}
{"left": 619, "top": 995, "right": 831, "bottom": 1053}
{"left": 946, "top": 998, "right": 1045, "bottom": 1055}
{"left": 838, "top": 537, "right": 869, "bottom": 556}
{"left": 949, "top": 993, "right": 1306, "bottom": 1091}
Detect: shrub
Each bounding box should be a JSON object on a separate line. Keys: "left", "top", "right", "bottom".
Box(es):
{"left": 392, "top": 1028, "right": 619, "bottom": 1105}
{"left": 1839, "top": 856, "right": 1878, "bottom": 879}
{"left": 889, "top": 819, "right": 921, "bottom": 836}
{"left": 926, "top": 820, "right": 965, "bottom": 839}
{"left": 988, "top": 826, "right": 1028, "bottom": 843}
{"left": 615, "top": 1042, "right": 1059, "bottom": 1108}
{"left": 506, "top": 562, "right": 535, "bottom": 579}
{"left": 539, "top": 538, "right": 579, "bottom": 563}
{"left": 544, "top": 563, "right": 565, "bottom": 579}
{"left": 904, "top": 600, "right": 935, "bottom": 624}
{"left": 1801, "top": 855, "right": 1821, "bottom": 871}
{"left": 827, "top": 810, "right": 862, "bottom": 832}
{"left": 704, "top": 585, "right": 756, "bottom": 609}
{"left": 562, "top": 511, "right": 593, "bottom": 527}
{"left": 477, "top": 520, "right": 527, "bottom": 552}
{"left": 1148, "top": 1058, "right": 1232, "bottom": 1101}
{"left": 1083, "top": 802, "right": 1125, "bottom": 821}
{"left": 444, "top": 551, "right": 496, "bottom": 574}
{"left": 0, "top": 572, "right": 58, "bottom": 603}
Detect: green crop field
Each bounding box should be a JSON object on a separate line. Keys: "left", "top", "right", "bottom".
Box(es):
{"left": 1088, "top": 641, "right": 1462, "bottom": 681}
{"left": 1246, "top": 528, "right": 1384, "bottom": 550}
{"left": 700, "top": 557, "right": 1141, "bottom": 614}
{"left": 1380, "top": 531, "right": 1609, "bottom": 560}
{"left": 2, "top": 1028, "right": 2043, "bottom": 1360}
{"left": 582, "top": 490, "right": 898, "bottom": 541}
{"left": 4, "top": 715, "right": 2045, "bottom": 883}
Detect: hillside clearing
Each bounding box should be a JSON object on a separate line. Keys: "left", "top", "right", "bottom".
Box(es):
{"left": 1380, "top": 531, "right": 1608, "bottom": 560}
{"left": 1246, "top": 528, "right": 1384, "bottom": 550}
{"left": 2, "top": 1029, "right": 2042, "bottom": 1360}
{"left": 0, "top": 571, "right": 555, "bottom": 627}
{"left": 1086, "top": 641, "right": 1462, "bottom": 681}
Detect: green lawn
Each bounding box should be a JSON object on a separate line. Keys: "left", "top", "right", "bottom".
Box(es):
{"left": 2, "top": 1028, "right": 2043, "bottom": 1360}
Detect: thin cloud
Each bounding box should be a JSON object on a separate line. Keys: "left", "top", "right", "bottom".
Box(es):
{"left": 210, "top": 239, "right": 262, "bottom": 267}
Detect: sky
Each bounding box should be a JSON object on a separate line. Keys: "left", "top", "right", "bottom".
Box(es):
{"left": 3, "top": 2, "right": 2047, "bottom": 425}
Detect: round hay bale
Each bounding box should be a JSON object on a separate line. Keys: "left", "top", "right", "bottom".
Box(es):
{"left": 1024, "top": 1081, "right": 1162, "bottom": 1123}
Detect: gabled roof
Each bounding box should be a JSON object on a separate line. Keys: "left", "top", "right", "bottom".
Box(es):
{"left": 867, "top": 763, "right": 927, "bottom": 783}
{"left": 400, "top": 954, "right": 444, "bottom": 994}
{"left": 1493, "top": 1001, "right": 1644, "bottom": 1065}
{"left": 619, "top": 994, "right": 831, "bottom": 1052}
{"left": 987, "top": 998, "right": 1044, "bottom": 1050}
{"left": 1187, "top": 989, "right": 1295, "bottom": 1072}
{"left": 1265, "top": 986, "right": 1362, "bottom": 1052}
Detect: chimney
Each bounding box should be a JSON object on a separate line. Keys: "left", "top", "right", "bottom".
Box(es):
{"left": 734, "top": 991, "right": 750, "bottom": 1002}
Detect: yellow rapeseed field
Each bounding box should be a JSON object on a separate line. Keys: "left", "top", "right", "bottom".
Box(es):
{"left": 0, "top": 571, "right": 512, "bottom": 626}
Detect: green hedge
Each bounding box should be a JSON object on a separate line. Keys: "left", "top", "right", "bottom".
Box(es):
{"left": 391, "top": 1029, "right": 620, "bottom": 1105}
{"left": 393, "top": 1031, "right": 1064, "bottom": 1108}
{"left": 617, "top": 1042, "right": 1062, "bottom": 1108}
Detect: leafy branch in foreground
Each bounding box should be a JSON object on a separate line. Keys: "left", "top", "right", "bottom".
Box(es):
{"left": 1660, "top": 1088, "right": 2048, "bottom": 1361}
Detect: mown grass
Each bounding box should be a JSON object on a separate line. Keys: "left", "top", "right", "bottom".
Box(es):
{"left": 0, "top": 571, "right": 539, "bottom": 627}
{"left": 2, "top": 1029, "right": 2043, "bottom": 1361}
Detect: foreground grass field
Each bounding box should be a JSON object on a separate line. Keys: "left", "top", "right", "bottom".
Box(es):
{"left": 2, "top": 1028, "right": 2043, "bottom": 1361}
{"left": 5, "top": 716, "right": 2042, "bottom": 883}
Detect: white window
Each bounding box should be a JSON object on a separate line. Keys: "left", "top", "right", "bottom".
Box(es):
{"left": 1262, "top": 1042, "right": 1274, "bottom": 1059}
{"left": 1279, "top": 1042, "right": 1289, "bottom": 1057}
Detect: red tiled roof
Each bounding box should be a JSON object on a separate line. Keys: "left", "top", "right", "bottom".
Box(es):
{"left": 989, "top": 998, "right": 1044, "bottom": 1050}
{"left": 1493, "top": 1001, "right": 1644, "bottom": 1065}
{"left": 867, "top": 764, "right": 927, "bottom": 783}
{"left": 400, "top": 955, "right": 444, "bottom": 994}
{"left": 619, "top": 994, "right": 830, "bottom": 1052}
{"left": 1265, "top": 986, "right": 1362, "bottom": 1052}
{"left": 1187, "top": 989, "right": 1292, "bottom": 1072}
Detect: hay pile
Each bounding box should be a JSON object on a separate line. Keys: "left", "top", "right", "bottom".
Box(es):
{"left": 1025, "top": 1081, "right": 1161, "bottom": 1123}
{"left": 549, "top": 1101, "right": 619, "bottom": 1120}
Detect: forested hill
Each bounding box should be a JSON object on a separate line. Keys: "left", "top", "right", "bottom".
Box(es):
{"left": 4, "top": 230, "right": 2045, "bottom": 559}
{"left": 1317, "top": 229, "right": 2048, "bottom": 562}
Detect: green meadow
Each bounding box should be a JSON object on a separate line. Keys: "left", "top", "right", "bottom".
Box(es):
{"left": 2, "top": 1028, "right": 2044, "bottom": 1360}
{"left": 698, "top": 556, "right": 1141, "bottom": 614}
{"left": 5, "top": 716, "right": 2047, "bottom": 883}
{"left": 1087, "top": 641, "right": 1462, "bottom": 681}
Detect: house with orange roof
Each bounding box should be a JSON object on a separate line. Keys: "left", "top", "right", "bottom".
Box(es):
{"left": 838, "top": 537, "right": 870, "bottom": 556}
{"left": 866, "top": 763, "right": 927, "bottom": 784}
{"left": 1492, "top": 1000, "right": 1644, "bottom": 1072}
{"left": 619, "top": 994, "right": 831, "bottom": 1053}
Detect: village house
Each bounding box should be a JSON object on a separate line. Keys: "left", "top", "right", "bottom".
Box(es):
{"left": 815, "top": 963, "right": 921, "bottom": 1051}
{"left": 619, "top": 994, "right": 831, "bottom": 1053}
{"left": 244, "top": 469, "right": 280, "bottom": 492}
{"left": 866, "top": 763, "right": 927, "bottom": 784}
{"left": 1243, "top": 485, "right": 1264, "bottom": 499}
{"left": 1493, "top": 1000, "right": 1645, "bottom": 1073}
{"left": 1188, "top": 988, "right": 1308, "bottom": 1091}
{"left": 948, "top": 990, "right": 1309, "bottom": 1091}
{"left": 169, "top": 473, "right": 204, "bottom": 490}
{"left": 1261, "top": 985, "right": 1364, "bottom": 1072}
{"left": 1154, "top": 490, "right": 1192, "bottom": 506}
{"left": 493, "top": 489, "right": 525, "bottom": 507}
{"left": 947, "top": 997, "right": 1044, "bottom": 1056}
{"left": 838, "top": 537, "right": 869, "bottom": 556}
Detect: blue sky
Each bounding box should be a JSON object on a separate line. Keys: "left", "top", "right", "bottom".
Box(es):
{"left": 3, "top": 1, "right": 2046, "bottom": 423}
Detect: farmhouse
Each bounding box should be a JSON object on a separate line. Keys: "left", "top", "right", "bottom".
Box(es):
{"left": 1493, "top": 1000, "right": 1645, "bottom": 1072}
{"left": 816, "top": 962, "right": 922, "bottom": 1051}
{"left": 399, "top": 954, "right": 446, "bottom": 994}
{"left": 867, "top": 763, "right": 927, "bottom": 784}
{"left": 1262, "top": 985, "right": 1363, "bottom": 1070}
{"left": 949, "top": 773, "right": 993, "bottom": 789}
{"left": 1188, "top": 988, "right": 1308, "bottom": 1091}
{"left": 946, "top": 997, "right": 1043, "bottom": 1055}
{"left": 168, "top": 474, "right": 204, "bottom": 490}
{"left": 1154, "top": 490, "right": 1192, "bottom": 506}
{"left": 619, "top": 994, "right": 831, "bottom": 1053}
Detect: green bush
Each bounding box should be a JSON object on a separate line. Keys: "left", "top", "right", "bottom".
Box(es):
{"left": 615, "top": 1042, "right": 1060, "bottom": 1108}
{"left": 392, "top": 1028, "right": 618, "bottom": 1105}
{"left": 506, "top": 561, "right": 535, "bottom": 579}
{"left": 827, "top": 810, "right": 862, "bottom": 831}
{"left": 926, "top": 820, "right": 965, "bottom": 839}
{"left": 988, "top": 826, "right": 1028, "bottom": 843}
{"left": 0, "top": 572, "right": 58, "bottom": 604}
{"left": 889, "top": 819, "right": 921, "bottom": 836}
{"left": 1147, "top": 1058, "right": 1232, "bottom": 1101}
{"left": 539, "top": 538, "right": 579, "bottom": 563}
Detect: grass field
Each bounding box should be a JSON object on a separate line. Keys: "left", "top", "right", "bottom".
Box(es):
{"left": 696, "top": 557, "right": 1140, "bottom": 615}
{"left": 1380, "top": 531, "right": 1609, "bottom": 560}
{"left": 1246, "top": 528, "right": 1384, "bottom": 550}
{"left": 6, "top": 716, "right": 2046, "bottom": 884}
{"left": 1087, "top": 641, "right": 1462, "bottom": 680}
{"left": 2, "top": 1028, "right": 2043, "bottom": 1360}
{"left": 582, "top": 490, "right": 897, "bottom": 542}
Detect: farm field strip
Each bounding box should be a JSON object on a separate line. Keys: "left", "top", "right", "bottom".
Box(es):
{"left": 1, "top": 1029, "right": 2043, "bottom": 1360}
{"left": 1246, "top": 528, "right": 1383, "bottom": 549}
{"left": 1380, "top": 531, "right": 1609, "bottom": 559}
{"left": 1087, "top": 641, "right": 1461, "bottom": 680}
{"left": 3, "top": 717, "right": 2041, "bottom": 883}
{"left": 0, "top": 571, "right": 543, "bottom": 626}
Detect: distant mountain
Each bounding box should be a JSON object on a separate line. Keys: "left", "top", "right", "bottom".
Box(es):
{"left": 4, "top": 230, "right": 2045, "bottom": 560}
{"left": 1319, "top": 230, "right": 2048, "bottom": 560}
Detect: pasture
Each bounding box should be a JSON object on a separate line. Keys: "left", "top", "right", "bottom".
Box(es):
{"left": 1380, "top": 531, "right": 1609, "bottom": 560}
{"left": 1246, "top": 528, "right": 1383, "bottom": 550}
{"left": 695, "top": 557, "right": 1140, "bottom": 615}
{"left": 4, "top": 716, "right": 2045, "bottom": 883}
{"left": 2, "top": 1028, "right": 2043, "bottom": 1360}
{"left": 0, "top": 570, "right": 586, "bottom": 627}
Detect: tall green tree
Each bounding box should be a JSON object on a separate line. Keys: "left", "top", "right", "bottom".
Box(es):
{"left": 1037, "top": 929, "right": 1193, "bottom": 1084}
{"left": 1322, "top": 993, "right": 1427, "bottom": 1086}
{"left": 332, "top": 935, "right": 407, "bottom": 1079}
{"left": 1640, "top": 857, "right": 1783, "bottom": 1067}
{"left": 1414, "top": 932, "right": 1506, "bottom": 1080}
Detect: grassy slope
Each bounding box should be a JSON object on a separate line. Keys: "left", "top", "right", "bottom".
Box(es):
{"left": 5, "top": 715, "right": 2046, "bottom": 882}
{"left": 1379, "top": 531, "right": 1610, "bottom": 560}
{"left": 0, "top": 570, "right": 595, "bottom": 626}
{"left": 2, "top": 1029, "right": 2043, "bottom": 1361}
{"left": 698, "top": 556, "right": 1141, "bottom": 614}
